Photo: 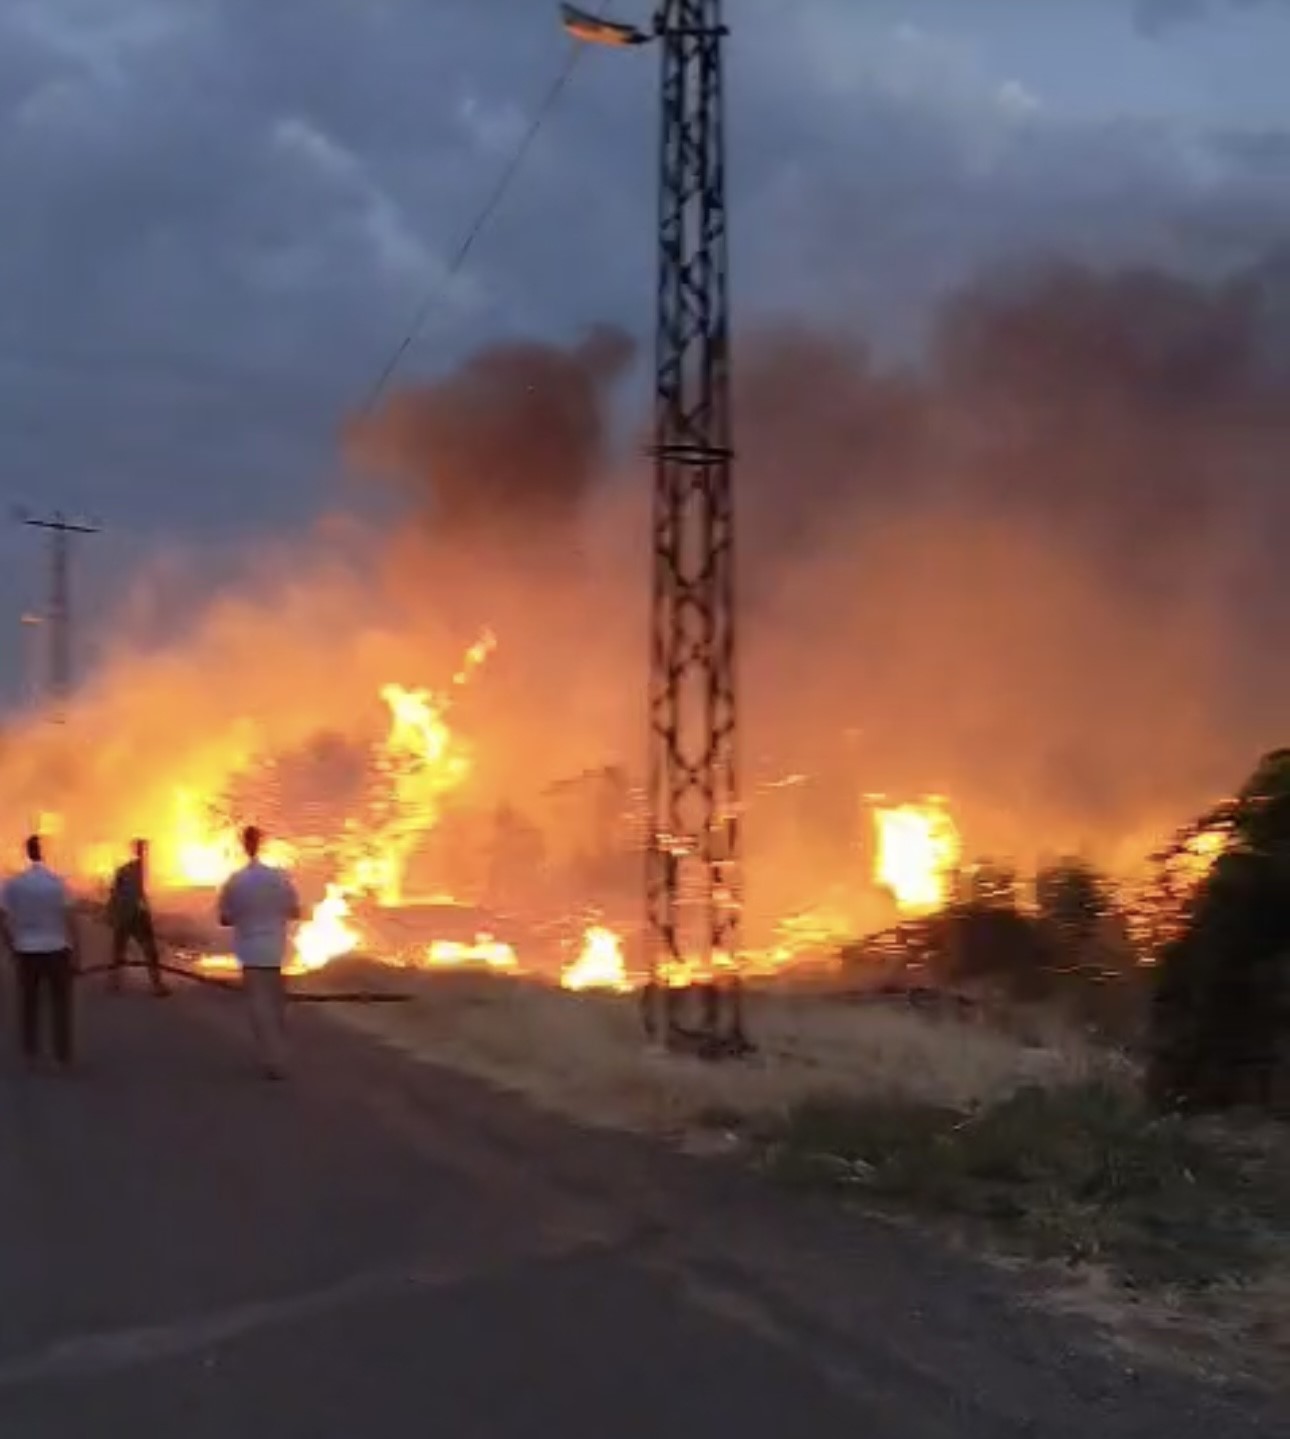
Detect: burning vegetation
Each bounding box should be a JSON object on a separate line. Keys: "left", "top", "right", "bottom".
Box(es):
{"left": 4, "top": 251, "right": 1290, "bottom": 1004}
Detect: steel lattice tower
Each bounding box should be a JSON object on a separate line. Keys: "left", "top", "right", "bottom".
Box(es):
{"left": 17, "top": 510, "right": 99, "bottom": 715}
{"left": 642, "top": 0, "right": 746, "bottom": 1054}
{"left": 560, "top": 0, "right": 748, "bottom": 1053}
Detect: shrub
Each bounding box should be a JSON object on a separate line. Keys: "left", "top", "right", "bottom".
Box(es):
{"left": 767, "top": 1079, "right": 1284, "bottom": 1288}
{"left": 1148, "top": 749, "right": 1290, "bottom": 1114}
{"left": 1035, "top": 857, "right": 1110, "bottom": 947}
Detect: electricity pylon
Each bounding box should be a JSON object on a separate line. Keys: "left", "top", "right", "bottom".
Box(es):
{"left": 563, "top": 2, "right": 749, "bottom": 1056}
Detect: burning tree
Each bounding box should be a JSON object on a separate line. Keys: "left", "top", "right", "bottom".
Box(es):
{"left": 1147, "top": 749, "right": 1290, "bottom": 1114}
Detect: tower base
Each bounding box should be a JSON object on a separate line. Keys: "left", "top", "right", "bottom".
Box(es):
{"left": 640, "top": 978, "right": 754, "bottom": 1060}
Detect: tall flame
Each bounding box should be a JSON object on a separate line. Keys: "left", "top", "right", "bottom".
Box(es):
{"left": 285, "top": 641, "right": 490, "bottom": 968}
{"left": 365, "top": 682, "right": 470, "bottom": 907}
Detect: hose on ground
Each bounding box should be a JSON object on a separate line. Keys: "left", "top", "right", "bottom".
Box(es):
{"left": 73, "top": 958, "right": 412, "bottom": 1004}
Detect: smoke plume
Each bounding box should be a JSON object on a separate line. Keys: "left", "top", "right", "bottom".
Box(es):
{"left": 5, "top": 249, "right": 1290, "bottom": 940}
{"left": 736, "top": 246, "right": 1290, "bottom": 895}
{"left": 346, "top": 324, "right": 635, "bottom": 581}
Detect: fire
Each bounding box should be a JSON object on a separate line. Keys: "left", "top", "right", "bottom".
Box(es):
{"left": 277, "top": 645, "right": 489, "bottom": 971}
{"left": 159, "top": 788, "right": 297, "bottom": 890}
{"left": 170, "top": 789, "right": 241, "bottom": 887}
{"left": 365, "top": 682, "right": 470, "bottom": 907}
{"left": 425, "top": 933, "right": 517, "bottom": 971}
{"left": 562, "top": 925, "right": 630, "bottom": 992}
{"left": 1177, "top": 823, "right": 1227, "bottom": 886}
{"left": 873, "top": 798, "right": 961, "bottom": 915}
{"left": 453, "top": 629, "right": 497, "bottom": 686}
{"left": 122, "top": 636, "right": 495, "bottom": 977}
{"left": 295, "top": 883, "right": 360, "bottom": 972}
{"left": 282, "top": 660, "right": 485, "bottom": 969}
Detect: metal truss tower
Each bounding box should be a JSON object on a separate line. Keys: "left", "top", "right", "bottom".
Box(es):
{"left": 562, "top": 0, "right": 747, "bottom": 1055}
{"left": 642, "top": 0, "right": 745, "bottom": 1054}
{"left": 17, "top": 510, "right": 100, "bottom": 714}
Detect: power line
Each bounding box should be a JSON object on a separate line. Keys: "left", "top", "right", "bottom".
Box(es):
{"left": 355, "top": 43, "right": 588, "bottom": 418}
{"left": 0, "top": 27, "right": 597, "bottom": 547}
{"left": 0, "top": 32, "right": 598, "bottom": 436}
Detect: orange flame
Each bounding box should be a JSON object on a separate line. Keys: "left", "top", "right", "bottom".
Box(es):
{"left": 163, "top": 788, "right": 297, "bottom": 890}
{"left": 562, "top": 925, "right": 631, "bottom": 992}
{"left": 1176, "top": 824, "right": 1227, "bottom": 887}
{"left": 295, "top": 882, "right": 360, "bottom": 972}
{"left": 424, "top": 933, "right": 517, "bottom": 971}
{"left": 873, "top": 798, "right": 961, "bottom": 915}
{"left": 285, "top": 639, "right": 490, "bottom": 970}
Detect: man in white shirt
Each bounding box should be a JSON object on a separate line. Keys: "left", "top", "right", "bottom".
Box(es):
{"left": 217, "top": 825, "right": 302, "bottom": 1079}
{"left": 1, "top": 835, "right": 79, "bottom": 1070}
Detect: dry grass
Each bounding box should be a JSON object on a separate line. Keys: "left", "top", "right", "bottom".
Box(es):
{"left": 1050, "top": 1260, "right": 1290, "bottom": 1390}
{"left": 321, "top": 965, "right": 1290, "bottom": 1391}
{"left": 319, "top": 964, "right": 1109, "bottom": 1136}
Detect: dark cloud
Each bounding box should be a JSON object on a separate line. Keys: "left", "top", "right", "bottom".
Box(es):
{"left": 0, "top": 0, "right": 1288, "bottom": 706}
{"left": 1135, "top": 0, "right": 1290, "bottom": 33}
{"left": 1135, "top": 0, "right": 1215, "bottom": 32}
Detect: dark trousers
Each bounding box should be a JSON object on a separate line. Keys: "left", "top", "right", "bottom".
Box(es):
{"left": 111, "top": 913, "right": 163, "bottom": 990}
{"left": 14, "top": 950, "right": 73, "bottom": 1065}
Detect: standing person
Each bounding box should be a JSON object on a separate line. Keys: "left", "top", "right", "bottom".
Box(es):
{"left": 0, "top": 835, "right": 79, "bottom": 1072}
{"left": 216, "top": 826, "right": 301, "bottom": 1080}
{"left": 107, "top": 838, "right": 169, "bottom": 997}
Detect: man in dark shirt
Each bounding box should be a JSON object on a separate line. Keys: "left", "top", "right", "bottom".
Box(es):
{"left": 108, "top": 838, "right": 169, "bottom": 996}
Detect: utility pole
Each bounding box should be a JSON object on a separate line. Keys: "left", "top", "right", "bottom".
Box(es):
{"left": 20, "top": 612, "right": 44, "bottom": 706}
{"left": 16, "top": 510, "right": 100, "bottom": 711}
{"left": 563, "top": 2, "right": 749, "bottom": 1056}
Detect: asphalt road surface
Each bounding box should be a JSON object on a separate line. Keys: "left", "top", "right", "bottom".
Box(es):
{"left": 0, "top": 965, "right": 1281, "bottom": 1439}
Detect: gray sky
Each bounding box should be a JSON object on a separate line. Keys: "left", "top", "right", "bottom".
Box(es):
{"left": 0, "top": 0, "right": 1288, "bottom": 692}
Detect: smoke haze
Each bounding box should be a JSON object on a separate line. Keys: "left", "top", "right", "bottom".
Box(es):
{"left": 5, "top": 251, "right": 1290, "bottom": 936}
{"left": 739, "top": 249, "right": 1290, "bottom": 885}
{"left": 347, "top": 324, "right": 635, "bottom": 583}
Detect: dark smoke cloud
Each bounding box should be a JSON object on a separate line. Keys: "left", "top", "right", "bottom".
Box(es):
{"left": 740, "top": 248, "right": 1290, "bottom": 588}
{"left": 345, "top": 325, "right": 635, "bottom": 568}
{"left": 326, "top": 246, "right": 1290, "bottom": 898}
{"left": 732, "top": 246, "right": 1290, "bottom": 877}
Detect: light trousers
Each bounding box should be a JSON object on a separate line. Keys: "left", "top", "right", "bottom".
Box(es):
{"left": 241, "top": 966, "right": 288, "bottom": 1072}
